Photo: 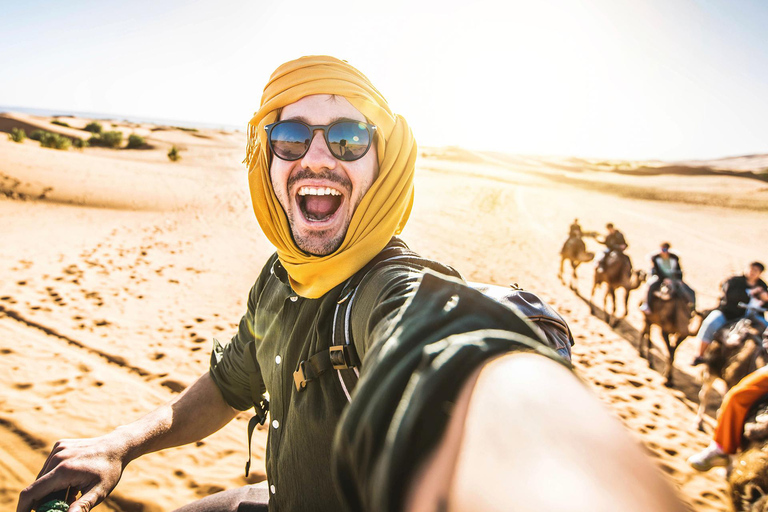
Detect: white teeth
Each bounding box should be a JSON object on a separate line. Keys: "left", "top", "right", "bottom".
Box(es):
{"left": 298, "top": 186, "right": 341, "bottom": 197}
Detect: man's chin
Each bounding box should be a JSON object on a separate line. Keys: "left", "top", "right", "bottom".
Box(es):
{"left": 293, "top": 229, "right": 344, "bottom": 256}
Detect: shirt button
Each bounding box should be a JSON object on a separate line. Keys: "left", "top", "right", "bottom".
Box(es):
{"left": 270, "top": 484, "right": 276, "bottom": 494}
{"left": 275, "top": 355, "right": 281, "bottom": 365}
{"left": 272, "top": 419, "right": 279, "bottom": 429}
{"left": 289, "top": 296, "right": 298, "bottom": 302}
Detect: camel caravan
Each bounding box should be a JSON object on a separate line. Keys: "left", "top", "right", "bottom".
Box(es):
{"left": 560, "top": 223, "right": 768, "bottom": 510}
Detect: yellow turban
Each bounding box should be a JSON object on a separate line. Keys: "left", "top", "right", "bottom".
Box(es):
{"left": 245, "top": 56, "right": 416, "bottom": 298}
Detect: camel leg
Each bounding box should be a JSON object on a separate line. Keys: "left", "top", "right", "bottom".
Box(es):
{"left": 622, "top": 287, "right": 631, "bottom": 320}
{"left": 663, "top": 332, "right": 675, "bottom": 387}
{"left": 558, "top": 257, "right": 564, "bottom": 282}
{"left": 640, "top": 321, "right": 651, "bottom": 362}
{"left": 605, "top": 288, "right": 616, "bottom": 327}
{"left": 590, "top": 283, "right": 597, "bottom": 316}
{"left": 571, "top": 262, "right": 579, "bottom": 292}
{"left": 695, "top": 373, "right": 715, "bottom": 432}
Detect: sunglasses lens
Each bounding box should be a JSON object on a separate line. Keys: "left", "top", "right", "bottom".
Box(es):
{"left": 270, "top": 122, "right": 311, "bottom": 160}
{"left": 327, "top": 122, "right": 371, "bottom": 161}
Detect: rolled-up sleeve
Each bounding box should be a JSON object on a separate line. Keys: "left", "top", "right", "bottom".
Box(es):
{"left": 210, "top": 284, "right": 264, "bottom": 412}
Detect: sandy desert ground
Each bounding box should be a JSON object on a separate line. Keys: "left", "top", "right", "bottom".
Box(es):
{"left": 1, "top": 112, "right": 767, "bottom": 511}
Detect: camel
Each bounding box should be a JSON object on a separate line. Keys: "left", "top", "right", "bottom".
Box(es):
{"left": 730, "top": 389, "right": 768, "bottom": 512}
{"left": 558, "top": 236, "right": 594, "bottom": 290}
{"left": 590, "top": 250, "right": 646, "bottom": 326}
{"left": 639, "top": 279, "right": 702, "bottom": 387}
{"left": 694, "top": 318, "right": 768, "bottom": 431}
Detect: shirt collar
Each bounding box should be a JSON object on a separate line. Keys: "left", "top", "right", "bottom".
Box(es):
{"left": 271, "top": 258, "right": 290, "bottom": 286}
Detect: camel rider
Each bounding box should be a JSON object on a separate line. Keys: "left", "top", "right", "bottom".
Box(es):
{"left": 595, "top": 222, "right": 627, "bottom": 271}
{"left": 693, "top": 262, "right": 768, "bottom": 366}
{"left": 561, "top": 218, "right": 586, "bottom": 256}
{"left": 688, "top": 365, "right": 768, "bottom": 471}
{"left": 569, "top": 218, "right": 582, "bottom": 238}
{"left": 639, "top": 242, "right": 696, "bottom": 313}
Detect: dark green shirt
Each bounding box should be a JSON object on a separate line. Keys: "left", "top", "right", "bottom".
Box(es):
{"left": 210, "top": 239, "right": 566, "bottom": 512}
{"left": 210, "top": 240, "right": 460, "bottom": 511}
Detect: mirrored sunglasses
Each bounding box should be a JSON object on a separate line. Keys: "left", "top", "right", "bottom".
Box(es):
{"left": 265, "top": 120, "right": 377, "bottom": 162}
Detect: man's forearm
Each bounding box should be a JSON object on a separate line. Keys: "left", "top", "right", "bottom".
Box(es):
{"left": 118, "top": 372, "right": 239, "bottom": 464}
{"left": 406, "top": 354, "right": 684, "bottom": 512}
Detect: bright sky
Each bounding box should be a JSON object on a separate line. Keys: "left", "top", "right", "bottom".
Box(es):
{"left": 2, "top": 0, "right": 767, "bottom": 160}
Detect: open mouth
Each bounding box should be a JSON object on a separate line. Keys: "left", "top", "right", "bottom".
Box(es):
{"left": 297, "top": 186, "right": 343, "bottom": 222}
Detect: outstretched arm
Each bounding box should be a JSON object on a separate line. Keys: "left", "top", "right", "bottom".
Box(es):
{"left": 405, "top": 353, "right": 683, "bottom": 512}
{"left": 17, "top": 372, "right": 238, "bottom": 512}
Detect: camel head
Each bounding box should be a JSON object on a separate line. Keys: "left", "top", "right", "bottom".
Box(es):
{"left": 654, "top": 278, "right": 677, "bottom": 301}
{"left": 726, "top": 319, "right": 762, "bottom": 348}
{"left": 629, "top": 269, "right": 647, "bottom": 290}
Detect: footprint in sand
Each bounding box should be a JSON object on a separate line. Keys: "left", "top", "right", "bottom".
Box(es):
{"left": 161, "top": 380, "right": 187, "bottom": 393}
{"left": 14, "top": 383, "right": 33, "bottom": 390}
{"left": 659, "top": 463, "right": 676, "bottom": 475}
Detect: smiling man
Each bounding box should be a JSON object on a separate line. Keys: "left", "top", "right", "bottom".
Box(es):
{"left": 19, "top": 56, "right": 682, "bottom": 512}
{"left": 267, "top": 95, "right": 377, "bottom": 256}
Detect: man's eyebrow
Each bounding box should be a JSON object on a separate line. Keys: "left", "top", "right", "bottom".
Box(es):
{"left": 281, "top": 115, "right": 364, "bottom": 124}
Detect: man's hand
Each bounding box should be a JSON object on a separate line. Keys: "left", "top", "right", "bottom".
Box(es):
{"left": 17, "top": 372, "right": 239, "bottom": 512}
{"left": 750, "top": 287, "right": 768, "bottom": 302}
{"left": 17, "top": 433, "right": 128, "bottom": 512}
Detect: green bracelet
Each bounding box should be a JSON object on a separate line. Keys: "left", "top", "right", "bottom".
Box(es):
{"left": 36, "top": 499, "right": 69, "bottom": 512}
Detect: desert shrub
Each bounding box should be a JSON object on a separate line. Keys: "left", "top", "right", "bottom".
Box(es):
{"left": 39, "top": 132, "right": 71, "bottom": 150}
{"left": 51, "top": 119, "right": 70, "bottom": 127}
{"left": 101, "top": 130, "right": 123, "bottom": 148}
{"left": 29, "top": 130, "right": 45, "bottom": 141}
{"left": 8, "top": 127, "right": 26, "bottom": 142}
{"left": 126, "top": 134, "right": 146, "bottom": 149}
{"left": 89, "top": 130, "right": 123, "bottom": 148}
{"left": 173, "top": 126, "right": 198, "bottom": 132}
{"left": 72, "top": 137, "right": 88, "bottom": 149}
{"left": 84, "top": 121, "right": 103, "bottom": 134}
{"left": 167, "top": 145, "right": 181, "bottom": 162}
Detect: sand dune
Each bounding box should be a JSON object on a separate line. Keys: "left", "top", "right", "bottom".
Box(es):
{"left": 2, "top": 115, "right": 767, "bottom": 510}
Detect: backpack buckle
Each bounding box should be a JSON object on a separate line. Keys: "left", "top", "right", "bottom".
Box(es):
{"left": 329, "top": 345, "right": 352, "bottom": 370}
{"left": 293, "top": 362, "right": 309, "bottom": 391}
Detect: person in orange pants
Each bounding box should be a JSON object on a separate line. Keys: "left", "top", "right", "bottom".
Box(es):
{"left": 689, "top": 365, "right": 768, "bottom": 471}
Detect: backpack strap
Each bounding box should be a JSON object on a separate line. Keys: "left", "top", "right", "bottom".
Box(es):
{"left": 292, "top": 242, "right": 416, "bottom": 399}
{"left": 244, "top": 340, "right": 268, "bottom": 478}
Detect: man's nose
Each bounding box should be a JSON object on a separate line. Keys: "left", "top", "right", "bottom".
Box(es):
{"left": 300, "top": 130, "right": 336, "bottom": 171}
